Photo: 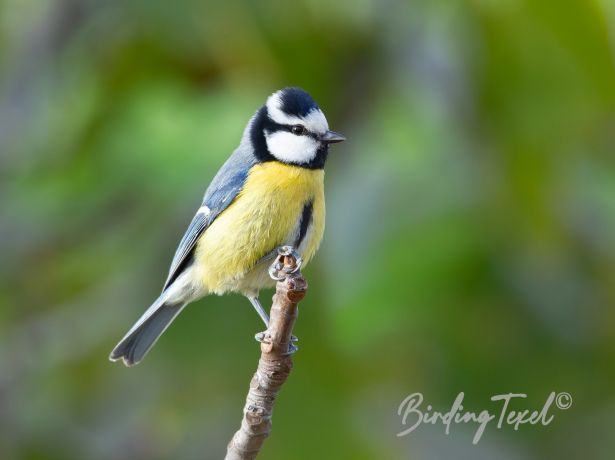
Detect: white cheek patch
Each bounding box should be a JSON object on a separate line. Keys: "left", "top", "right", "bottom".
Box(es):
{"left": 265, "top": 130, "right": 319, "bottom": 164}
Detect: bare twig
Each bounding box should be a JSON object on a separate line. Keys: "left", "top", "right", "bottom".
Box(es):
{"left": 225, "top": 249, "right": 307, "bottom": 460}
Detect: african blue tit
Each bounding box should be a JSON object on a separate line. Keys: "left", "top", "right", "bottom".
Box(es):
{"left": 110, "top": 87, "right": 345, "bottom": 366}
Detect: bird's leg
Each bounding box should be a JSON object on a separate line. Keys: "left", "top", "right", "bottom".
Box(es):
{"left": 249, "top": 296, "right": 271, "bottom": 344}
{"left": 248, "top": 296, "right": 269, "bottom": 327}
{"left": 249, "top": 294, "right": 298, "bottom": 346}
{"left": 255, "top": 248, "right": 280, "bottom": 266}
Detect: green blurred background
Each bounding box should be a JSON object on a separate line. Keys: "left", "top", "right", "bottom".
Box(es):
{"left": 1, "top": 0, "right": 614, "bottom": 459}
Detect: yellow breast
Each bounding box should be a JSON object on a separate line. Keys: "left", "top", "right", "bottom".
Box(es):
{"left": 195, "top": 162, "right": 325, "bottom": 295}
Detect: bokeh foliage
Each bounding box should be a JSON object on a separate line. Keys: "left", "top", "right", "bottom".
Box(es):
{"left": 1, "top": 0, "right": 614, "bottom": 459}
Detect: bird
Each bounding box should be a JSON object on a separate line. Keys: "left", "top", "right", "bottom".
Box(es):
{"left": 109, "top": 87, "right": 345, "bottom": 366}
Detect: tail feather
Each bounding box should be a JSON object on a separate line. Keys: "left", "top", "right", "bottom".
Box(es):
{"left": 110, "top": 298, "right": 186, "bottom": 366}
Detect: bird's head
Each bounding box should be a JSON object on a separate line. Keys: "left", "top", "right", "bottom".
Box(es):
{"left": 250, "top": 87, "right": 345, "bottom": 169}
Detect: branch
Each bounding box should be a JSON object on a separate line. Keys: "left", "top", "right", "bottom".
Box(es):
{"left": 225, "top": 249, "right": 307, "bottom": 460}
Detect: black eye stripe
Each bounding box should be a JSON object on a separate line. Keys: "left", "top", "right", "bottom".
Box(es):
{"left": 264, "top": 117, "right": 318, "bottom": 139}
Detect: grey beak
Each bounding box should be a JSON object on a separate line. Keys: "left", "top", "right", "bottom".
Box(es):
{"left": 320, "top": 130, "right": 346, "bottom": 144}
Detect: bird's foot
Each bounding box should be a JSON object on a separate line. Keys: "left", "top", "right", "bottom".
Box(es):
{"left": 268, "top": 246, "right": 303, "bottom": 281}
{"left": 287, "top": 342, "right": 299, "bottom": 354}
{"left": 254, "top": 331, "right": 268, "bottom": 343}
{"left": 254, "top": 332, "right": 298, "bottom": 343}
{"left": 254, "top": 331, "right": 299, "bottom": 354}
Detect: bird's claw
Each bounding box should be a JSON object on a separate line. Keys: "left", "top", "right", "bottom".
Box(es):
{"left": 255, "top": 331, "right": 268, "bottom": 343}
{"left": 254, "top": 331, "right": 298, "bottom": 353}
{"left": 286, "top": 342, "right": 298, "bottom": 354}
{"left": 255, "top": 332, "right": 298, "bottom": 342}
{"left": 268, "top": 246, "right": 303, "bottom": 281}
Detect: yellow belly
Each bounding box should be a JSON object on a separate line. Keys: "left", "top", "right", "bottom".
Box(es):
{"left": 194, "top": 162, "right": 325, "bottom": 295}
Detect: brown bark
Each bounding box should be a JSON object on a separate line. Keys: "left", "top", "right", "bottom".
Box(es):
{"left": 225, "top": 252, "right": 307, "bottom": 460}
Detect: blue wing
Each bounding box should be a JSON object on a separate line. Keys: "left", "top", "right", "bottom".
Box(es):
{"left": 162, "top": 147, "right": 257, "bottom": 291}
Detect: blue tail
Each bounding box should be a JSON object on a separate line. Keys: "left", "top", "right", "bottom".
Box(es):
{"left": 110, "top": 297, "right": 186, "bottom": 366}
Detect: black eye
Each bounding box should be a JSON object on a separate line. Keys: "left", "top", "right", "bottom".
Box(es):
{"left": 291, "top": 125, "right": 306, "bottom": 135}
